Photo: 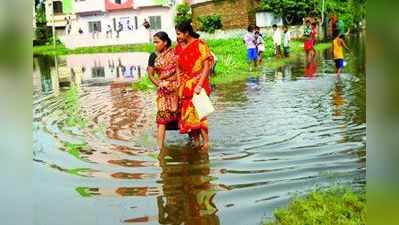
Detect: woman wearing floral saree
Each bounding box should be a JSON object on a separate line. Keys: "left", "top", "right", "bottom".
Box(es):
{"left": 175, "top": 22, "right": 214, "bottom": 151}
{"left": 147, "top": 32, "right": 179, "bottom": 149}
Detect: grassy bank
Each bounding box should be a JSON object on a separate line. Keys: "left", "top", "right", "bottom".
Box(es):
{"left": 34, "top": 38, "right": 331, "bottom": 88}
{"left": 33, "top": 43, "right": 154, "bottom": 56}
{"left": 264, "top": 187, "right": 366, "bottom": 225}
{"left": 208, "top": 38, "right": 330, "bottom": 84}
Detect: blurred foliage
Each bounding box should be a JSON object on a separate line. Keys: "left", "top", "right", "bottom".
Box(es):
{"left": 258, "top": 0, "right": 366, "bottom": 29}
{"left": 197, "top": 15, "right": 223, "bottom": 33}
{"left": 174, "top": 2, "right": 192, "bottom": 25}
{"left": 35, "top": 2, "right": 47, "bottom": 24}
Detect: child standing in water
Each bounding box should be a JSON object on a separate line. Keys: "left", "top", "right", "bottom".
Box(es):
{"left": 254, "top": 26, "right": 265, "bottom": 63}
{"left": 243, "top": 25, "right": 257, "bottom": 71}
{"left": 333, "top": 33, "right": 350, "bottom": 76}
{"left": 281, "top": 25, "right": 290, "bottom": 57}
{"left": 255, "top": 31, "right": 265, "bottom": 63}
{"left": 272, "top": 24, "right": 281, "bottom": 57}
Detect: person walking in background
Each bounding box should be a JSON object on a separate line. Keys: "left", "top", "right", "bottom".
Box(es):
{"left": 303, "top": 19, "right": 315, "bottom": 62}
{"left": 116, "top": 22, "right": 123, "bottom": 39}
{"left": 281, "top": 25, "right": 291, "bottom": 57}
{"left": 327, "top": 15, "right": 337, "bottom": 40}
{"left": 332, "top": 33, "right": 350, "bottom": 76}
{"left": 272, "top": 24, "right": 281, "bottom": 57}
{"left": 127, "top": 20, "right": 133, "bottom": 31}
{"left": 143, "top": 19, "right": 152, "bottom": 43}
{"left": 255, "top": 30, "right": 265, "bottom": 63}
{"left": 254, "top": 26, "right": 265, "bottom": 63}
{"left": 106, "top": 25, "right": 113, "bottom": 38}
{"left": 243, "top": 25, "right": 257, "bottom": 71}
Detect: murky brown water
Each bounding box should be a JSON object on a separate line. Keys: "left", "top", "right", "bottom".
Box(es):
{"left": 33, "top": 35, "right": 365, "bottom": 225}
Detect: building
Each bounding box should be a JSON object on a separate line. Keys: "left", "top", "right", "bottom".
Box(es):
{"left": 45, "top": 0, "right": 76, "bottom": 36}
{"left": 45, "top": 0, "right": 185, "bottom": 48}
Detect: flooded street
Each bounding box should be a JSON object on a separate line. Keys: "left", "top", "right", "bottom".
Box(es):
{"left": 33, "top": 34, "right": 365, "bottom": 225}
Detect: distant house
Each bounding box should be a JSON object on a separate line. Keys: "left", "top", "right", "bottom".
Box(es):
{"left": 255, "top": 11, "right": 283, "bottom": 27}
{"left": 45, "top": 0, "right": 186, "bottom": 48}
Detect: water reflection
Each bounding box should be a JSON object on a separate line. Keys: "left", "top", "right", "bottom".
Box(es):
{"left": 331, "top": 77, "right": 345, "bottom": 117}
{"left": 304, "top": 57, "right": 318, "bottom": 78}
{"left": 33, "top": 52, "right": 148, "bottom": 95}
{"left": 156, "top": 149, "right": 220, "bottom": 225}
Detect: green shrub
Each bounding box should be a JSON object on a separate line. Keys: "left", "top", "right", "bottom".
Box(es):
{"left": 264, "top": 187, "right": 366, "bottom": 225}
{"left": 197, "top": 15, "right": 223, "bottom": 33}
{"left": 174, "top": 3, "right": 192, "bottom": 25}
{"left": 46, "top": 36, "right": 64, "bottom": 47}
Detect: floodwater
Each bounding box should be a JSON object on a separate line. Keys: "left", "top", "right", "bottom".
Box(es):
{"left": 33, "top": 34, "right": 365, "bottom": 225}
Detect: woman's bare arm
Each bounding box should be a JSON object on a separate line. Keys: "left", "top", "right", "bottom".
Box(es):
{"left": 147, "top": 66, "right": 159, "bottom": 87}
{"left": 195, "top": 58, "right": 211, "bottom": 94}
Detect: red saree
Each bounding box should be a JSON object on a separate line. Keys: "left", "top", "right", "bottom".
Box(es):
{"left": 175, "top": 39, "right": 214, "bottom": 134}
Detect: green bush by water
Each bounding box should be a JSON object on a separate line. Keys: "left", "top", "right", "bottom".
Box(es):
{"left": 197, "top": 15, "right": 223, "bottom": 33}
{"left": 264, "top": 187, "right": 366, "bottom": 225}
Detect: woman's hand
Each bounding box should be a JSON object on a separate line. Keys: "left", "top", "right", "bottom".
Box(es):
{"left": 159, "top": 80, "right": 169, "bottom": 88}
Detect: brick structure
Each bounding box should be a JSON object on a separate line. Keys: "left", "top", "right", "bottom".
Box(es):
{"left": 191, "top": 0, "right": 259, "bottom": 30}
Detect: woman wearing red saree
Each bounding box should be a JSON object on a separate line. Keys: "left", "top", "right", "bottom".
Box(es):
{"left": 175, "top": 22, "right": 214, "bottom": 151}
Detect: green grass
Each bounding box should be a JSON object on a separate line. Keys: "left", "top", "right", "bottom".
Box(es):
{"left": 34, "top": 38, "right": 331, "bottom": 88}
{"left": 131, "top": 75, "right": 156, "bottom": 91}
{"left": 264, "top": 187, "right": 366, "bottom": 225}
{"left": 33, "top": 43, "right": 154, "bottom": 56}
{"left": 208, "top": 38, "right": 331, "bottom": 85}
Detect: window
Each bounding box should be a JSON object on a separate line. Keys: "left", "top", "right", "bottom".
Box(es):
{"left": 149, "top": 16, "right": 162, "bottom": 30}
{"left": 115, "top": 0, "right": 122, "bottom": 4}
{"left": 134, "top": 16, "right": 138, "bottom": 29}
{"left": 53, "top": 1, "right": 63, "bottom": 15}
{"left": 91, "top": 67, "right": 105, "bottom": 78}
{"left": 88, "top": 21, "right": 102, "bottom": 33}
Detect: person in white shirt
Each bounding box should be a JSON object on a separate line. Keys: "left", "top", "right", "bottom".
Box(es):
{"left": 255, "top": 26, "right": 265, "bottom": 63}
{"left": 272, "top": 24, "right": 281, "bottom": 57}
{"left": 243, "top": 25, "right": 257, "bottom": 70}
{"left": 282, "top": 25, "right": 291, "bottom": 57}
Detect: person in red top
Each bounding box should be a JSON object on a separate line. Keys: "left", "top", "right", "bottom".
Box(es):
{"left": 175, "top": 22, "right": 214, "bottom": 151}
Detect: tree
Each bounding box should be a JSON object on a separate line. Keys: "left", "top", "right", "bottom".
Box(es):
{"left": 258, "top": 0, "right": 316, "bottom": 25}
{"left": 197, "top": 15, "right": 223, "bottom": 33}
{"left": 258, "top": 0, "right": 366, "bottom": 27}
{"left": 174, "top": 2, "right": 192, "bottom": 25}
{"left": 35, "top": 2, "right": 46, "bottom": 24}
